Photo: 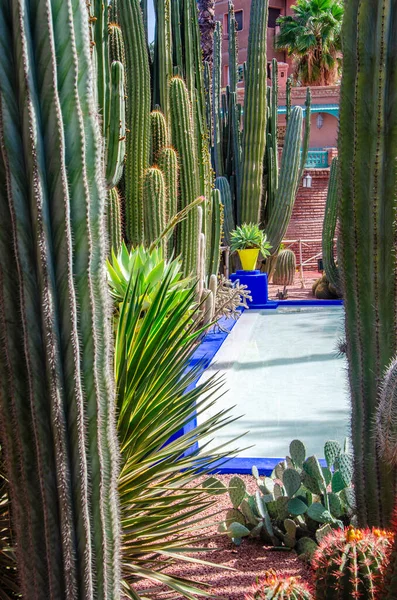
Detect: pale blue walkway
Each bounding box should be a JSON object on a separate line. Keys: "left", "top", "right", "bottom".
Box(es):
{"left": 198, "top": 306, "right": 349, "bottom": 458}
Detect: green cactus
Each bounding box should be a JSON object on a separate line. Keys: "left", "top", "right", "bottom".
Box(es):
{"left": 170, "top": 76, "right": 201, "bottom": 275}
{"left": 313, "top": 527, "right": 393, "bottom": 600}
{"left": 322, "top": 158, "right": 340, "bottom": 292}
{"left": 207, "top": 189, "right": 222, "bottom": 277}
{"left": 119, "top": 0, "right": 150, "bottom": 245}
{"left": 212, "top": 22, "right": 223, "bottom": 177}
{"left": 299, "top": 87, "right": 312, "bottom": 182}
{"left": 273, "top": 249, "right": 296, "bottom": 286}
{"left": 105, "top": 61, "right": 126, "bottom": 188}
{"left": 107, "top": 188, "right": 123, "bottom": 254}
{"left": 0, "top": 0, "right": 120, "bottom": 597}
{"left": 143, "top": 168, "right": 167, "bottom": 246}
{"left": 150, "top": 110, "right": 169, "bottom": 164}
{"left": 89, "top": 0, "right": 126, "bottom": 191}
{"left": 216, "top": 176, "right": 234, "bottom": 247}
{"left": 240, "top": 0, "right": 269, "bottom": 224}
{"left": 109, "top": 21, "right": 126, "bottom": 65}
{"left": 245, "top": 570, "right": 313, "bottom": 600}
{"left": 265, "top": 107, "right": 303, "bottom": 253}
{"left": 338, "top": 0, "right": 397, "bottom": 527}
{"left": 152, "top": 0, "right": 172, "bottom": 120}
{"left": 158, "top": 146, "right": 179, "bottom": 251}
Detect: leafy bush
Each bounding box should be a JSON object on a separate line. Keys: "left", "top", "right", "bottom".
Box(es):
{"left": 212, "top": 439, "right": 355, "bottom": 557}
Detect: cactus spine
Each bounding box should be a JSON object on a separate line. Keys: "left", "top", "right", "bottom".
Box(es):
{"left": 152, "top": 0, "right": 172, "bottom": 120}
{"left": 312, "top": 528, "right": 393, "bottom": 599}
{"left": 338, "top": 0, "right": 397, "bottom": 526}
{"left": 273, "top": 249, "right": 296, "bottom": 286}
{"left": 239, "top": 0, "right": 269, "bottom": 224}
{"left": 119, "top": 0, "right": 150, "bottom": 245}
{"left": 0, "top": 0, "right": 120, "bottom": 597}
{"left": 108, "top": 188, "right": 123, "bottom": 254}
{"left": 143, "top": 168, "right": 167, "bottom": 246}
{"left": 158, "top": 146, "right": 179, "bottom": 222}
{"left": 322, "top": 158, "right": 340, "bottom": 292}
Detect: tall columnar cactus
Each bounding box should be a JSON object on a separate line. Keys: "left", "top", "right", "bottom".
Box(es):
{"left": 338, "top": 0, "right": 397, "bottom": 527}
{"left": 216, "top": 176, "right": 235, "bottom": 246}
{"left": 0, "top": 0, "right": 120, "bottom": 598}
{"left": 170, "top": 76, "right": 201, "bottom": 275}
{"left": 150, "top": 110, "right": 169, "bottom": 164}
{"left": 239, "top": 0, "right": 269, "bottom": 224}
{"left": 143, "top": 168, "right": 167, "bottom": 246}
{"left": 119, "top": 0, "right": 150, "bottom": 245}
{"left": 212, "top": 22, "right": 223, "bottom": 177}
{"left": 265, "top": 107, "right": 303, "bottom": 253}
{"left": 322, "top": 158, "right": 340, "bottom": 293}
{"left": 312, "top": 528, "right": 393, "bottom": 599}
{"left": 88, "top": 1, "right": 126, "bottom": 190}
{"left": 108, "top": 188, "right": 123, "bottom": 254}
{"left": 158, "top": 146, "right": 179, "bottom": 222}
{"left": 152, "top": 0, "right": 172, "bottom": 120}
{"left": 273, "top": 249, "right": 296, "bottom": 286}
{"left": 207, "top": 189, "right": 223, "bottom": 277}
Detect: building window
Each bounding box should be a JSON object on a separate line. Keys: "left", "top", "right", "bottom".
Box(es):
{"left": 223, "top": 10, "right": 244, "bottom": 34}
{"left": 268, "top": 8, "right": 281, "bottom": 28}
{"left": 235, "top": 10, "right": 243, "bottom": 31}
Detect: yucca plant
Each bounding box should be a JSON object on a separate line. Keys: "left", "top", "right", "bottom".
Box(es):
{"left": 114, "top": 262, "right": 241, "bottom": 599}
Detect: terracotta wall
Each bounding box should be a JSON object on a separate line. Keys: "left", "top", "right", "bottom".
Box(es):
{"left": 284, "top": 169, "right": 331, "bottom": 271}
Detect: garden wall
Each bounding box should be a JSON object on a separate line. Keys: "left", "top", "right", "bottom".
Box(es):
{"left": 284, "top": 168, "right": 331, "bottom": 271}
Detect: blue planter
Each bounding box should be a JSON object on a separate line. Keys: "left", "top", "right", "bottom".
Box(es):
{"left": 230, "top": 270, "right": 270, "bottom": 307}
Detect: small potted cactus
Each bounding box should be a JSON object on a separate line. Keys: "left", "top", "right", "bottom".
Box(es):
{"left": 230, "top": 223, "right": 272, "bottom": 271}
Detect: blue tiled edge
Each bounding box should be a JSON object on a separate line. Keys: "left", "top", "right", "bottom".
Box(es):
{"left": 183, "top": 300, "right": 344, "bottom": 473}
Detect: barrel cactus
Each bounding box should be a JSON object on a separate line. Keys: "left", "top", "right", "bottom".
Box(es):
{"left": 0, "top": 0, "right": 120, "bottom": 598}
{"left": 245, "top": 571, "right": 313, "bottom": 600}
{"left": 312, "top": 527, "right": 393, "bottom": 599}
{"left": 273, "top": 249, "right": 296, "bottom": 286}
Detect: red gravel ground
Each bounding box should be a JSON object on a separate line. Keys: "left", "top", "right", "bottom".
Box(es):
{"left": 268, "top": 271, "right": 320, "bottom": 301}
{"left": 132, "top": 474, "right": 314, "bottom": 600}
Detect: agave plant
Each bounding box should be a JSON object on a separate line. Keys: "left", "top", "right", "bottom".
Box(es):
{"left": 230, "top": 224, "right": 272, "bottom": 257}
{"left": 107, "top": 242, "right": 193, "bottom": 314}
{"left": 114, "top": 263, "right": 241, "bottom": 598}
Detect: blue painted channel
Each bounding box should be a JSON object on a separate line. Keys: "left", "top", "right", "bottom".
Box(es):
{"left": 183, "top": 299, "right": 343, "bottom": 476}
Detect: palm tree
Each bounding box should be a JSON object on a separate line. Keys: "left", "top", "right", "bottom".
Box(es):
{"left": 275, "top": 0, "right": 343, "bottom": 86}
{"left": 197, "top": 0, "right": 216, "bottom": 65}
